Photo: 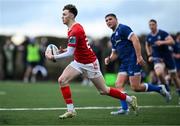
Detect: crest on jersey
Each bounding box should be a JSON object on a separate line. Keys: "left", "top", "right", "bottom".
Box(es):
{"left": 69, "top": 36, "right": 76, "bottom": 44}
{"left": 157, "top": 35, "right": 161, "bottom": 40}
{"left": 115, "top": 32, "right": 118, "bottom": 36}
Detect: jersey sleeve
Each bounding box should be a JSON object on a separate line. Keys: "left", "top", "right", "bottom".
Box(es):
{"left": 161, "top": 30, "right": 169, "bottom": 40}
{"left": 122, "top": 25, "right": 134, "bottom": 40}
{"left": 68, "top": 31, "right": 78, "bottom": 47}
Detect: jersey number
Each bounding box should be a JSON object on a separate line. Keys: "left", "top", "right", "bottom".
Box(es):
{"left": 85, "top": 37, "right": 91, "bottom": 50}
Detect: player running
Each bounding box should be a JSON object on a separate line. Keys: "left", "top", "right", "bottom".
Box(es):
{"left": 172, "top": 32, "right": 180, "bottom": 79}
{"left": 45, "top": 4, "right": 138, "bottom": 119}
{"left": 145, "top": 19, "right": 180, "bottom": 104}
{"left": 104, "top": 14, "right": 171, "bottom": 115}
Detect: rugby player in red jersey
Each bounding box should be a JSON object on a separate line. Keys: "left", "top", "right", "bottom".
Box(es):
{"left": 45, "top": 4, "right": 138, "bottom": 119}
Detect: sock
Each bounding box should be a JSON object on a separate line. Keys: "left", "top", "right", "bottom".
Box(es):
{"left": 120, "top": 100, "right": 128, "bottom": 110}
{"left": 125, "top": 95, "right": 132, "bottom": 103}
{"left": 60, "top": 86, "right": 74, "bottom": 111}
{"left": 176, "top": 89, "right": 180, "bottom": 96}
{"left": 119, "top": 89, "right": 128, "bottom": 110}
{"left": 144, "top": 83, "right": 161, "bottom": 93}
{"left": 109, "top": 87, "right": 126, "bottom": 100}
{"left": 164, "top": 84, "right": 170, "bottom": 92}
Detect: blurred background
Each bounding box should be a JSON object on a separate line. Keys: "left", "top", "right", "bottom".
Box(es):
{"left": 0, "top": 0, "right": 179, "bottom": 84}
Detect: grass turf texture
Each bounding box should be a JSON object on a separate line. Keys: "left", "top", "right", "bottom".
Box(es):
{"left": 0, "top": 81, "right": 180, "bottom": 125}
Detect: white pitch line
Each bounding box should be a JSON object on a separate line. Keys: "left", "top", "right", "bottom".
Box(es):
{"left": 0, "top": 105, "right": 180, "bottom": 111}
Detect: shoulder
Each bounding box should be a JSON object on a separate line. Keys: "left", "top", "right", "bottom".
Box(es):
{"left": 119, "top": 24, "right": 131, "bottom": 30}
{"left": 146, "top": 33, "right": 152, "bottom": 42}
{"left": 69, "top": 23, "right": 84, "bottom": 36}
{"left": 146, "top": 33, "right": 151, "bottom": 38}
{"left": 72, "top": 23, "right": 83, "bottom": 31}
{"left": 159, "top": 29, "right": 169, "bottom": 35}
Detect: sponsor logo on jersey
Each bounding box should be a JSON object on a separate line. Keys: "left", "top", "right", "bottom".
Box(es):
{"left": 157, "top": 35, "right": 161, "bottom": 40}
{"left": 69, "top": 36, "right": 76, "bottom": 44}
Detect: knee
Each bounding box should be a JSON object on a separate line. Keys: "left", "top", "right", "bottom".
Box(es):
{"left": 58, "top": 76, "right": 68, "bottom": 86}
{"left": 170, "top": 73, "right": 177, "bottom": 79}
{"left": 155, "top": 70, "right": 163, "bottom": 77}
{"left": 131, "top": 85, "right": 141, "bottom": 92}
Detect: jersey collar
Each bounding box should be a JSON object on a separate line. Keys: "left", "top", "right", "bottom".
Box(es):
{"left": 151, "top": 29, "right": 159, "bottom": 36}
{"left": 113, "top": 23, "right": 120, "bottom": 34}
{"left": 68, "top": 22, "right": 78, "bottom": 32}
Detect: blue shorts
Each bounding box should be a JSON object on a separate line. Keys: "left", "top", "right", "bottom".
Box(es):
{"left": 118, "top": 63, "right": 142, "bottom": 76}
{"left": 162, "top": 56, "right": 176, "bottom": 71}
{"left": 175, "top": 59, "right": 180, "bottom": 71}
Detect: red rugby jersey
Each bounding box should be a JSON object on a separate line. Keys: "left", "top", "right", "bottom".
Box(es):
{"left": 67, "top": 23, "right": 96, "bottom": 64}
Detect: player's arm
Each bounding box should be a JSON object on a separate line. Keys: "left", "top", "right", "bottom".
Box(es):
{"left": 52, "top": 32, "right": 77, "bottom": 61}
{"left": 59, "top": 46, "right": 67, "bottom": 53}
{"left": 105, "top": 50, "right": 118, "bottom": 65}
{"left": 130, "top": 34, "right": 145, "bottom": 66}
{"left": 145, "top": 42, "right": 153, "bottom": 62}
{"left": 155, "top": 35, "right": 175, "bottom": 46}
{"left": 45, "top": 46, "right": 74, "bottom": 61}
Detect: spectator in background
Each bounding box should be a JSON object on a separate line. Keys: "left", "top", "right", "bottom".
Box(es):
{"left": 2, "top": 38, "right": 16, "bottom": 79}
{"left": 30, "top": 37, "right": 48, "bottom": 82}
{"left": 172, "top": 32, "right": 180, "bottom": 78}
{"left": 23, "top": 37, "right": 41, "bottom": 83}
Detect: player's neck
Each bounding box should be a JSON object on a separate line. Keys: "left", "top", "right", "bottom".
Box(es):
{"left": 67, "top": 20, "right": 76, "bottom": 29}
{"left": 112, "top": 23, "right": 119, "bottom": 32}
{"left": 151, "top": 29, "right": 158, "bottom": 35}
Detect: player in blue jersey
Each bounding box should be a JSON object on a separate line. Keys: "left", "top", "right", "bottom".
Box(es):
{"left": 105, "top": 14, "right": 171, "bottom": 115}
{"left": 173, "top": 32, "right": 180, "bottom": 78}
{"left": 145, "top": 19, "right": 180, "bottom": 104}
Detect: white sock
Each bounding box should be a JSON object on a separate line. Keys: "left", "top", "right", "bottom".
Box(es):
{"left": 126, "top": 96, "right": 132, "bottom": 103}
{"left": 67, "top": 104, "right": 75, "bottom": 112}
{"left": 144, "top": 83, "right": 148, "bottom": 92}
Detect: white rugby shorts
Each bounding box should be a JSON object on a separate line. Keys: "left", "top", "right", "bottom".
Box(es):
{"left": 69, "top": 59, "right": 102, "bottom": 79}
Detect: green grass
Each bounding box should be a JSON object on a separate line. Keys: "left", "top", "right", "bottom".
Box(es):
{"left": 0, "top": 81, "right": 180, "bottom": 125}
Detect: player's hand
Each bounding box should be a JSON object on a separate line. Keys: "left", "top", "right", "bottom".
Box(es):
{"left": 155, "top": 40, "right": 163, "bottom": 46}
{"left": 173, "top": 53, "right": 180, "bottom": 59}
{"left": 45, "top": 50, "right": 54, "bottom": 60}
{"left": 148, "top": 56, "right": 153, "bottom": 62}
{"left": 137, "top": 55, "right": 145, "bottom": 66}
{"left": 105, "top": 56, "right": 110, "bottom": 65}
{"left": 59, "top": 46, "right": 67, "bottom": 53}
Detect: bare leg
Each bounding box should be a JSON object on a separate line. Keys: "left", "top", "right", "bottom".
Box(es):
{"left": 58, "top": 65, "right": 81, "bottom": 87}
{"left": 170, "top": 72, "right": 180, "bottom": 89}
{"left": 115, "top": 73, "right": 128, "bottom": 90}
{"left": 154, "top": 63, "right": 167, "bottom": 84}
{"left": 23, "top": 66, "right": 32, "bottom": 83}
{"left": 58, "top": 65, "right": 80, "bottom": 113}
{"left": 112, "top": 73, "right": 129, "bottom": 114}
{"left": 90, "top": 76, "right": 131, "bottom": 102}
{"left": 129, "top": 75, "right": 146, "bottom": 92}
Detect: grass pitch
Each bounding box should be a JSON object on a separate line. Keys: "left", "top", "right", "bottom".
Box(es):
{"left": 0, "top": 81, "right": 180, "bottom": 125}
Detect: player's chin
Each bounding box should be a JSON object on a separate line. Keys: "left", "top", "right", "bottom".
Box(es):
{"left": 62, "top": 21, "right": 67, "bottom": 25}
{"left": 108, "top": 25, "right": 113, "bottom": 29}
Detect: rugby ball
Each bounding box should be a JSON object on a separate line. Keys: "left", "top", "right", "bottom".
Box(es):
{"left": 46, "top": 44, "right": 59, "bottom": 55}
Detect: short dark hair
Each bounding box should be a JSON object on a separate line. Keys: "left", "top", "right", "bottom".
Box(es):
{"left": 105, "top": 13, "right": 117, "bottom": 19}
{"left": 149, "top": 19, "right": 157, "bottom": 24}
{"left": 63, "top": 4, "right": 78, "bottom": 17}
